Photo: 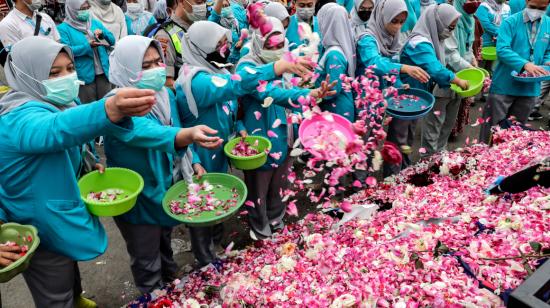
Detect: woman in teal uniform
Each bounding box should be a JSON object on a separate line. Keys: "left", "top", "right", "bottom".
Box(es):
{"left": 351, "top": 0, "right": 374, "bottom": 38}
{"left": 105, "top": 35, "right": 222, "bottom": 293}
{"left": 356, "top": 0, "right": 429, "bottom": 85}
{"left": 316, "top": 3, "right": 356, "bottom": 122}
{"left": 420, "top": 0, "right": 479, "bottom": 156}
{"left": 58, "top": 0, "right": 115, "bottom": 103}
{"left": 389, "top": 4, "right": 468, "bottom": 177}
{"left": 0, "top": 36, "right": 155, "bottom": 308}
{"left": 174, "top": 20, "right": 315, "bottom": 265}
{"left": 236, "top": 16, "right": 334, "bottom": 240}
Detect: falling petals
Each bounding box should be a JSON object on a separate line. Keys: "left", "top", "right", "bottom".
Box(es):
{"left": 254, "top": 111, "right": 262, "bottom": 120}
{"left": 272, "top": 119, "right": 282, "bottom": 128}
{"left": 267, "top": 130, "right": 278, "bottom": 138}
{"left": 262, "top": 97, "right": 273, "bottom": 108}
{"left": 211, "top": 76, "right": 228, "bottom": 87}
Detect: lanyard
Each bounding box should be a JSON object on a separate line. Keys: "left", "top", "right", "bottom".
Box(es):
{"left": 25, "top": 16, "right": 50, "bottom": 36}
{"left": 527, "top": 20, "right": 541, "bottom": 61}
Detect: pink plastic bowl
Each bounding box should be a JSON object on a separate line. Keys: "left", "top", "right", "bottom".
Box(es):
{"left": 299, "top": 112, "right": 356, "bottom": 150}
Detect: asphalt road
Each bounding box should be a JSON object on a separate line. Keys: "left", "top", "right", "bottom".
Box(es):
{"left": 2, "top": 102, "right": 549, "bottom": 308}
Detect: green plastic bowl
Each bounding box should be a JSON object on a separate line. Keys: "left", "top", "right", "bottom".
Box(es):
{"left": 481, "top": 47, "right": 497, "bottom": 61}
{"left": 162, "top": 173, "right": 248, "bottom": 227}
{"left": 0, "top": 223, "right": 40, "bottom": 283}
{"left": 78, "top": 167, "right": 144, "bottom": 217}
{"left": 450, "top": 68, "right": 485, "bottom": 98}
{"left": 224, "top": 136, "right": 272, "bottom": 170}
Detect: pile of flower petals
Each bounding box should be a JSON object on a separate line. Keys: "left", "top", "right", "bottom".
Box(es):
{"left": 128, "top": 128, "right": 550, "bottom": 308}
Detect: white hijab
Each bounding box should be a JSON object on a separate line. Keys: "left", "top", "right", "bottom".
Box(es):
{"left": 64, "top": 0, "right": 93, "bottom": 35}
{"left": 317, "top": 3, "right": 356, "bottom": 77}
{"left": 365, "top": 0, "right": 408, "bottom": 57}
{"left": 264, "top": 2, "right": 290, "bottom": 23}
{"left": 176, "top": 21, "right": 232, "bottom": 118}
{"left": 402, "top": 4, "right": 461, "bottom": 66}
{"left": 351, "top": 0, "right": 373, "bottom": 39}
{"left": 239, "top": 17, "right": 287, "bottom": 66}
{"left": 90, "top": 0, "right": 127, "bottom": 39}
{"left": 108, "top": 35, "right": 194, "bottom": 182}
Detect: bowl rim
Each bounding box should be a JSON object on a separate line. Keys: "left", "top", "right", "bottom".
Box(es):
{"left": 0, "top": 223, "right": 40, "bottom": 273}
{"left": 78, "top": 167, "right": 145, "bottom": 207}
{"left": 223, "top": 136, "right": 273, "bottom": 161}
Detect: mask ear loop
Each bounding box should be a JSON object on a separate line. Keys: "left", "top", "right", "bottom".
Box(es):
{"left": 8, "top": 56, "right": 48, "bottom": 99}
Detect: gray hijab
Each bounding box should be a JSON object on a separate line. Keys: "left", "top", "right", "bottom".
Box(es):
{"left": 108, "top": 35, "right": 171, "bottom": 126}
{"left": 175, "top": 21, "right": 231, "bottom": 118}
{"left": 402, "top": 4, "right": 461, "bottom": 66}
{"left": 0, "top": 37, "right": 77, "bottom": 116}
{"left": 365, "top": 0, "right": 407, "bottom": 57}
{"left": 317, "top": 3, "right": 356, "bottom": 77}
{"left": 264, "top": 2, "right": 290, "bottom": 23}
{"left": 239, "top": 17, "right": 286, "bottom": 66}
{"left": 108, "top": 35, "right": 194, "bottom": 183}
{"left": 65, "top": 0, "right": 92, "bottom": 34}
{"left": 351, "top": 0, "right": 373, "bottom": 39}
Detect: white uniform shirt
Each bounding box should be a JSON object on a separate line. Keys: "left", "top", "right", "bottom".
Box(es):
{"left": 0, "top": 8, "right": 60, "bottom": 47}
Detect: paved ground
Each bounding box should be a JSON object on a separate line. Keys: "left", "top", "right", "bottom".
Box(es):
{"left": 1, "top": 101, "right": 549, "bottom": 308}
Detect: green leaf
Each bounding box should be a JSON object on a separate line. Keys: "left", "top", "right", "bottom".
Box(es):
{"left": 529, "top": 242, "right": 542, "bottom": 254}
{"left": 415, "top": 259, "right": 424, "bottom": 270}
{"left": 411, "top": 252, "right": 419, "bottom": 261}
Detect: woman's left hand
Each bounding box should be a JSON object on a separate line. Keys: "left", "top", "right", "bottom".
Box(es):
{"left": 193, "top": 163, "right": 206, "bottom": 179}
{"left": 94, "top": 29, "right": 103, "bottom": 38}
{"left": 401, "top": 84, "right": 410, "bottom": 90}
{"left": 94, "top": 163, "right": 105, "bottom": 174}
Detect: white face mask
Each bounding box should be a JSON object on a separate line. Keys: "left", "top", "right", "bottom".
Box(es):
{"left": 259, "top": 48, "right": 285, "bottom": 63}
{"left": 296, "top": 7, "right": 315, "bottom": 21}
{"left": 98, "top": 0, "right": 111, "bottom": 5}
{"left": 25, "top": 0, "right": 42, "bottom": 11}
{"left": 127, "top": 2, "right": 144, "bottom": 14}
{"left": 525, "top": 7, "right": 545, "bottom": 21}
{"left": 185, "top": 1, "right": 207, "bottom": 21}
{"left": 439, "top": 28, "right": 452, "bottom": 40}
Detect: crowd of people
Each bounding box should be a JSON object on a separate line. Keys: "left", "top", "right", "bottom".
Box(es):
{"left": 0, "top": 0, "right": 549, "bottom": 306}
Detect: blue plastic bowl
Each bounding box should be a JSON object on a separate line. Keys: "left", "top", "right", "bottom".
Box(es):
{"left": 386, "top": 88, "right": 435, "bottom": 117}
{"left": 511, "top": 66, "right": 550, "bottom": 83}
{"left": 386, "top": 106, "right": 433, "bottom": 120}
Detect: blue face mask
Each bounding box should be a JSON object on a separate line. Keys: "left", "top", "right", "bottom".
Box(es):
{"left": 135, "top": 67, "right": 166, "bottom": 91}
{"left": 42, "top": 72, "right": 82, "bottom": 105}
{"left": 76, "top": 9, "right": 90, "bottom": 21}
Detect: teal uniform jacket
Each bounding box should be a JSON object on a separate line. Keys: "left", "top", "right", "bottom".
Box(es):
{"left": 476, "top": 4, "right": 510, "bottom": 47}
{"left": 236, "top": 61, "right": 310, "bottom": 169}
{"left": 104, "top": 89, "right": 186, "bottom": 227}
{"left": 316, "top": 49, "right": 355, "bottom": 122}
{"left": 357, "top": 34, "right": 403, "bottom": 89}
{"left": 402, "top": 0, "right": 421, "bottom": 33}
{"left": 175, "top": 63, "right": 277, "bottom": 173}
{"left": 0, "top": 100, "right": 133, "bottom": 261}
{"left": 491, "top": 12, "right": 550, "bottom": 97}
{"left": 125, "top": 14, "right": 156, "bottom": 35}
{"left": 286, "top": 15, "right": 320, "bottom": 51}
{"left": 57, "top": 20, "right": 115, "bottom": 84}
{"left": 400, "top": 42, "right": 455, "bottom": 91}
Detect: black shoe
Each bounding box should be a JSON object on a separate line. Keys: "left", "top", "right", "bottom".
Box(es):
{"left": 528, "top": 111, "right": 543, "bottom": 121}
